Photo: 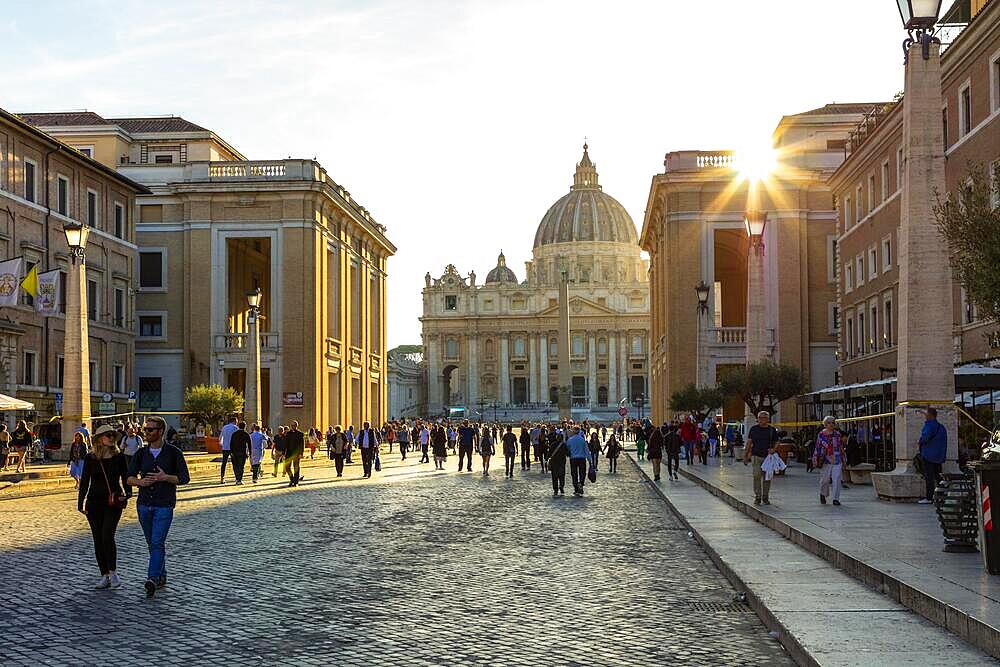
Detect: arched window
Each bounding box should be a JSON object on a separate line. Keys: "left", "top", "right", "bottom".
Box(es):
{"left": 485, "top": 338, "right": 495, "bottom": 359}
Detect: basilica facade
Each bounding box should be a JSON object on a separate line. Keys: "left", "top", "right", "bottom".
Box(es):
{"left": 421, "top": 146, "right": 649, "bottom": 418}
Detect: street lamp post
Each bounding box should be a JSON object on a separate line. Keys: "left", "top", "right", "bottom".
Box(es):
{"left": 61, "top": 222, "right": 91, "bottom": 448}
{"left": 695, "top": 280, "right": 711, "bottom": 388}
{"left": 245, "top": 287, "right": 263, "bottom": 428}
{"left": 874, "top": 0, "right": 957, "bottom": 501}
{"left": 744, "top": 208, "right": 768, "bottom": 364}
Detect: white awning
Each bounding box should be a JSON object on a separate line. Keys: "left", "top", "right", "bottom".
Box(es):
{"left": 0, "top": 393, "right": 35, "bottom": 410}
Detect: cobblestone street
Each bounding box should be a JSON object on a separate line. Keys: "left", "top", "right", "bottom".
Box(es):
{"left": 0, "top": 453, "right": 791, "bottom": 666}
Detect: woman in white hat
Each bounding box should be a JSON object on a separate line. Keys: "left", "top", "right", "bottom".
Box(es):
{"left": 78, "top": 424, "right": 131, "bottom": 589}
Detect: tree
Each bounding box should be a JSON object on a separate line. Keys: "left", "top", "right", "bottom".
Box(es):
{"left": 669, "top": 383, "right": 723, "bottom": 422}
{"left": 934, "top": 162, "right": 1000, "bottom": 321}
{"left": 717, "top": 360, "right": 806, "bottom": 416}
{"left": 184, "top": 384, "right": 243, "bottom": 435}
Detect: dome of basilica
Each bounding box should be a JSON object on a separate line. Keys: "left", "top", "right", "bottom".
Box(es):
{"left": 532, "top": 144, "right": 638, "bottom": 249}
{"left": 485, "top": 251, "right": 518, "bottom": 284}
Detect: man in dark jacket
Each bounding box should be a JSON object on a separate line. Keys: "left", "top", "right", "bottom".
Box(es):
{"left": 546, "top": 426, "right": 567, "bottom": 496}
{"left": 282, "top": 421, "right": 306, "bottom": 487}
{"left": 229, "top": 422, "right": 251, "bottom": 485}
{"left": 664, "top": 423, "right": 682, "bottom": 480}
{"left": 357, "top": 421, "right": 381, "bottom": 478}
{"left": 647, "top": 425, "right": 665, "bottom": 481}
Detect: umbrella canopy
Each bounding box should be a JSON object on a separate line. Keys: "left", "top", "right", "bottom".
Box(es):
{"left": 0, "top": 393, "right": 35, "bottom": 410}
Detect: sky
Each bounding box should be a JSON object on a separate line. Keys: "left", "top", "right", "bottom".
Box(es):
{"left": 1, "top": 0, "right": 910, "bottom": 348}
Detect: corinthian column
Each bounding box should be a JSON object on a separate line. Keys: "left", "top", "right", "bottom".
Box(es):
{"left": 499, "top": 335, "right": 510, "bottom": 405}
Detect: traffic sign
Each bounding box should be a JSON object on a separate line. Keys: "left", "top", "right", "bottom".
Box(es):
{"left": 618, "top": 407, "right": 628, "bottom": 417}
{"left": 128, "top": 391, "right": 137, "bottom": 401}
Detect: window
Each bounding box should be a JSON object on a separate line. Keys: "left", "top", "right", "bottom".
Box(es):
{"left": 844, "top": 196, "right": 852, "bottom": 228}
{"left": 139, "top": 314, "right": 164, "bottom": 338}
{"left": 870, "top": 301, "right": 878, "bottom": 351}
{"left": 855, "top": 256, "right": 864, "bottom": 287}
{"left": 572, "top": 335, "right": 584, "bottom": 356}
{"left": 87, "top": 190, "right": 98, "bottom": 227}
{"left": 881, "top": 236, "right": 892, "bottom": 273}
{"left": 74, "top": 146, "right": 93, "bottom": 158}
{"left": 114, "top": 287, "right": 125, "bottom": 327}
{"left": 87, "top": 278, "right": 98, "bottom": 321}
{"left": 858, "top": 309, "right": 865, "bottom": 354}
{"left": 23, "top": 159, "right": 36, "bottom": 203}
{"left": 370, "top": 273, "right": 380, "bottom": 350}
{"left": 57, "top": 176, "right": 69, "bottom": 215}
{"left": 597, "top": 337, "right": 607, "bottom": 356}
{"left": 631, "top": 335, "right": 643, "bottom": 355}
{"left": 855, "top": 185, "right": 863, "bottom": 221}
{"left": 844, "top": 263, "right": 853, "bottom": 293}
{"left": 139, "top": 251, "right": 164, "bottom": 289}
{"left": 154, "top": 154, "right": 174, "bottom": 164}
{"left": 444, "top": 295, "right": 457, "bottom": 311}
{"left": 58, "top": 270, "right": 67, "bottom": 314}
{"left": 942, "top": 105, "right": 949, "bottom": 147}
{"left": 445, "top": 339, "right": 458, "bottom": 358}
{"left": 513, "top": 336, "right": 525, "bottom": 357}
{"left": 549, "top": 338, "right": 557, "bottom": 357}
{"left": 113, "top": 364, "right": 125, "bottom": 394}
{"left": 138, "top": 377, "right": 162, "bottom": 410}
{"left": 896, "top": 146, "right": 904, "bottom": 191}
{"left": 89, "top": 360, "right": 98, "bottom": 392}
{"left": 22, "top": 351, "right": 35, "bottom": 386}
{"left": 846, "top": 313, "right": 854, "bottom": 359}
{"left": 868, "top": 246, "right": 877, "bottom": 280}
{"left": 959, "top": 81, "right": 972, "bottom": 137}
{"left": 868, "top": 174, "right": 876, "bottom": 211}
{"left": 114, "top": 202, "right": 125, "bottom": 239}
{"left": 881, "top": 161, "right": 890, "bottom": 201}
{"left": 56, "top": 356, "right": 64, "bottom": 388}
{"left": 884, "top": 295, "right": 893, "bottom": 346}
{"left": 828, "top": 303, "right": 839, "bottom": 335}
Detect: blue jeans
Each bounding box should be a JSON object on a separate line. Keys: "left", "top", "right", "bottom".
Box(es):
{"left": 137, "top": 505, "right": 174, "bottom": 581}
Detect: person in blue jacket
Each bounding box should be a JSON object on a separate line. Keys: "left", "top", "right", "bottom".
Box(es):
{"left": 565, "top": 426, "right": 591, "bottom": 496}
{"left": 917, "top": 408, "right": 947, "bottom": 504}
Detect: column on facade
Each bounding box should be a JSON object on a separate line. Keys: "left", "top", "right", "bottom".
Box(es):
{"left": 538, "top": 331, "right": 549, "bottom": 404}
{"left": 619, "top": 332, "right": 629, "bottom": 401}
{"left": 499, "top": 335, "right": 510, "bottom": 405}
{"left": 587, "top": 334, "right": 598, "bottom": 407}
{"left": 467, "top": 334, "right": 478, "bottom": 408}
{"left": 426, "top": 334, "right": 442, "bottom": 413}
{"left": 527, "top": 333, "right": 538, "bottom": 404}
{"left": 608, "top": 332, "right": 618, "bottom": 405}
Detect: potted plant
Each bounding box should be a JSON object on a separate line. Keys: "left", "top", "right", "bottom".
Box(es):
{"left": 183, "top": 384, "right": 243, "bottom": 453}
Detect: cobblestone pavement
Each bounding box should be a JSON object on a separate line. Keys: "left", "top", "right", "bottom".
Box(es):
{"left": 0, "top": 450, "right": 792, "bottom": 666}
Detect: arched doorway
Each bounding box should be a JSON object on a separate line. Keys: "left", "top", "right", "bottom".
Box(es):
{"left": 442, "top": 364, "right": 459, "bottom": 407}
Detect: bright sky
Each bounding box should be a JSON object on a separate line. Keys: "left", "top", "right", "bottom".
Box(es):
{"left": 2, "top": 1, "right": 908, "bottom": 348}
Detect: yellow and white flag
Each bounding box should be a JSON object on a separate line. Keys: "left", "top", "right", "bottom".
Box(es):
{"left": 0, "top": 257, "right": 23, "bottom": 307}
{"left": 35, "top": 270, "right": 61, "bottom": 316}
{"left": 20, "top": 264, "right": 38, "bottom": 299}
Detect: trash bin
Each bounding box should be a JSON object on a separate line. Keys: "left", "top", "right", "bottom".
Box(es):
{"left": 969, "top": 461, "right": 1000, "bottom": 575}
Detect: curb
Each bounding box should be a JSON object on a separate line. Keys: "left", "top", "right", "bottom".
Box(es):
{"left": 626, "top": 453, "right": 815, "bottom": 666}
{"left": 675, "top": 463, "right": 1000, "bottom": 660}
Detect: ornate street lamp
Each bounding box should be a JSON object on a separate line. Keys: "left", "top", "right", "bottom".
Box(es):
{"left": 744, "top": 210, "right": 767, "bottom": 254}
{"left": 896, "top": 0, "right": 943, "bottom": 60}
{"left": 695, "top": 280, "right": 711, "bottom": 389}
{"left": 695, "top": 281, "right": 711, "bottom": 314}
{"left": 245, "top": 287, "right": 263, "bottom": 427}
{"left": 246, "top": 287, "right": 263, "bottom": 310}
{"left": 63, "top": 221, "right": 90, "bottom": 262}
{"left": 60, "top": 221, "right": 91, "bottom": 449}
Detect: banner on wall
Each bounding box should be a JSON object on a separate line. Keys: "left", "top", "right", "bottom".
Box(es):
{"left": 34, "top": 270, "right": 61, "bottom": 316}
{"left": 0, "top": 257, "right": 23, "bottom": 307}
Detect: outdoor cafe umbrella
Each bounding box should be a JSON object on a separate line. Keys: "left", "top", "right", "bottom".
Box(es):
{"left": 0, "top": 393, "right": 34, "bottom": 411}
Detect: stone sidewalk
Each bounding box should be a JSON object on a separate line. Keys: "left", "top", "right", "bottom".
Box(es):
{"left": 626, "top": 453, "right": 998, "bottom": 665}
{"left": 670, "top": 452, "right": 1000, "bottom": 659}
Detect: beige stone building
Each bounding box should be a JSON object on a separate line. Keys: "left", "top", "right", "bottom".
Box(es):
{"left": 0, "top": 108, "right": 148, "bottom": 436}
{"left": 386, "top": 345, "right": 425, "bottom": 419}
{"left": 25, "top": 112, "right": 396, "bottom": 431}
{"left": 421, "top": 146, "right": 650, "bottom": 420}
{"left": 829, "top": 0, "right": 999, "bottom": 385}
{"left": 640, "top": 105, "right": 879, "bottom": 423}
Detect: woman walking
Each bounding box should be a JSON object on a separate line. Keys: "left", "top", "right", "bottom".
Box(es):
{"left": 634, "top": 423, "right": 647, "bottom": 460}
{"left": 78, "top": 424, "right": 130, "bottom": 590}
{"left": 814, "top": 416, "right": 846, "bottom": 506}
{"left": 307, "top": 428, "right": 320, "bottom": 460}
{"left": 68, "top": 431, "right": 88, "bottom": 488}
{"left": 11, "top": 419, "right": 31, "bottom": 472}
{"left": 647, "top": 423, "right": 665, "bottom": 481}
{"left": 479, "top": 426, "right": 495, "bottom": 475}
{"left": 431, "top": 424, "right": 448, "bottom": 470}
{"left": 501, "top": 425, "right": 518, "bottom": 479}
{"left": 519, "top": 424, "right": 532, "bottom": 471}
{"left": 588, "top": 430, "right": 602, "bottom": 470}
{"left": 604, "top": 432, "right": 621, "bottom": 473}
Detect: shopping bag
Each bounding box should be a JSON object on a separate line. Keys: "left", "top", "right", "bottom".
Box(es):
{"left": 587, "top": 461, "right": 597, "bottom": 483}
{"left": 374, "top": 453, "right": 382, "bottom": 472}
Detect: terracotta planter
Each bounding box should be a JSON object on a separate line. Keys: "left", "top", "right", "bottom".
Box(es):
{"left": 203, "top": 436, "right": 221, "bottom": 454}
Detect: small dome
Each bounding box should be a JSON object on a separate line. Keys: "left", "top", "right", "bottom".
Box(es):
{"left": 485, "top": 250, "right": 517, "bottom": 284}
{"left": 533, "top": 144, "right": 638, "bottom": 248}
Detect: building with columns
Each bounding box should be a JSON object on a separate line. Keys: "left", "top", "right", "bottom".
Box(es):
{"left": 420, "top": 146, "right": 649, "bottom": 419}
{"left": 24, "top": 111, "right": 396, "bottom": 431}
{"left": 387, "top": 344, "right": 425, "bottom": 419}
{"left": 640, "top": 104, "right": 878, "bottom": 424}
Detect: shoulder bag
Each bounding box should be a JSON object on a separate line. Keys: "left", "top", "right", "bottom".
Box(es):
{"left": 99, "top": 458, "right": 128, "bottom": 510}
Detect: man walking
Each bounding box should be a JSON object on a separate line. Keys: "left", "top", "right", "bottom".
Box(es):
{"left": 358, "top": 421, "right": 380, "bottom": 478}
{"left": 229, "top": 421, "right": 251, "bottom": 485}
{"left": 126, "top": 416, "right": 190, "bottom": 598}
{"left": 547, "top": 425, "right": 567, "bottom": 496}
{"left": 282, "top": 421, "right": 305, "bottom": 487}
{"left": 743, "top": 411, "right": 779, "bottom": 505}
{"left": 457, "top": 419, "right": 477, "bottom": 472}
{"left": 396, "top": 422, "right": 409, "bottom": 461}
{"left": 418, "top": 423, "right": 431, "bottom": 464}
{"left": 664, "top": 422, "right": 681, "bottom": 481}
{"left": 218, "top": 415, "right": 238, "bottom": 484}
{"left": 647, "top": 423, "right": 665, "bottom": 482}
{"left": 918, "top": 407, "right": 947, "bottom": 504}
{"left": 330, "top": 426, "right": 347, "bottom": 476}
{"left": 566, "top": 426, "right": 590, "bottom": 497}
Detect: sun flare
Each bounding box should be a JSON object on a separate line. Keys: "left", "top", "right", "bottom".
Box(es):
{"left": 735, "top": 143, "right": 779, "bottom": 184}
